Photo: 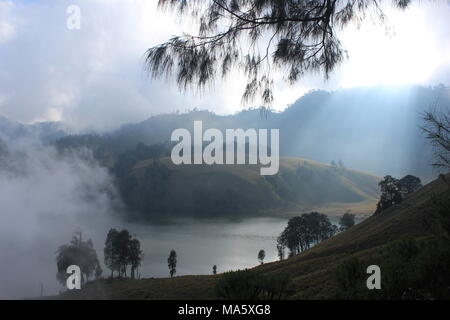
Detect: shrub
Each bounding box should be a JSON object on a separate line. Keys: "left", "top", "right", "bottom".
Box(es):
{"left": 335, "top": 237, "right": 450, "bottom": 299}
{"left": 335, "top": 257, "right": 367, "bottom": 299}
{"left": 215, "top": 270, "right": 293, "bottom": 300}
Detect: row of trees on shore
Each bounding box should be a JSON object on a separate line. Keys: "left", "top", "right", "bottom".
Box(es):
{"left": 277, "top": 212, "right": 338, "bottom": 257}
{"left": 56, "top": 229, "right": 179, "bottom": 285}
{"left": 276, "top": 211, "right": 355, "bottom": 259}
{"left": 104, "top": 229, "right": 143, "bottom": 279}
{"left": 275, "top": 174, "right": 423, "bottom": 260}
{"left": 56, "top": 211, "right": 355, "bottom": 286}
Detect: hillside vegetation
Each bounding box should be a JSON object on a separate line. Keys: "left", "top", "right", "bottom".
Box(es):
{"left": 57, "top": 174, "right": 450, "bottom": 300}
{"left": 48, "top": 86, "right": 450, "bottom": 182}
{"left": 53, "top": 135, "right": 381, "bottom": 219}
{"left": 121, "top": 157, "right": 380, "bottom": 219}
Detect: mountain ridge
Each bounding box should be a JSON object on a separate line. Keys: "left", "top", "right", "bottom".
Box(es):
{"left": 3, "top": 85, "right": 447, "bottom": 180}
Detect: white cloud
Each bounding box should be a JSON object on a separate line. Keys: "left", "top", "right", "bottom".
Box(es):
{"left": 337, "top": 1, "right": 450, "bottom": 88}
{"left": 0, "top": 1, "right": 16, "bottom": 43}
{"left": 0, "top": 0, "right": 449, "bottom": 129}
{"left": 0, "top": 0, "right": 232, "bottom": 131}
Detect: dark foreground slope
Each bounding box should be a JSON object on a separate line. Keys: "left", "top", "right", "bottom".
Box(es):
{"left": 57, "top": 174, "right": 449, "bottom": 300}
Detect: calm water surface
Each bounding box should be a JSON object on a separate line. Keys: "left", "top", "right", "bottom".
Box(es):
{"left": 3, "top": 217, "right": 287, "bottom": 298}
{"left": 125, "top": 218, "right": 287, "bottom": 277}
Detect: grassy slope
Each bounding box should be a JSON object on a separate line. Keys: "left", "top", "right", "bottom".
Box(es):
{"left": 132, "top": 156, "right": 380, "bottom": 217}
{"left": 258, "top": 173, "right": 449, "bottom": 298}
{"left": 58, "top": 174, "right": 449, "bottom": 300}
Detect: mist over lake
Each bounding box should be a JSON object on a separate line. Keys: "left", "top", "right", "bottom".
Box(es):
{"left": 0, "top": 217, "right": 286, "bottom": 299}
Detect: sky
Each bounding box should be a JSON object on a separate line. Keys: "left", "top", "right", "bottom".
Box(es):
{"left": 0, "top": 0, "right": 450, "bottom": 131}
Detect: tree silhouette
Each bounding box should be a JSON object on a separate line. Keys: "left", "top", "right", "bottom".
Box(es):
{"left": 104, "top": 228, "right": 120, "bottom": 278}
{"left": 258, "top": 249, "right": 266, "bottom": 265}
{"left": 168, "top": 249, "right": 177, "bottom": 278}
{"left": 422, "top": 108, "right": 450, "bottom": 171}
{"left": 276, "top": 243, "right": 285, "bottom": 261}
{"left": 399, "top": 175, "right": 422, "bottom": 196}
{"left": 56, "top": 231, "right": 101, "bottom": 286}
{"left": 278, "top": 212, "right": 336, "bottom": 256}
{"left": 213, "top": 265, "right": 217, "bottom": 275}
{"left": 104, "top": 228, "right": 143, "bottom": 279}
{"left": 129, "top": 238, "right": 144, "bottom": 279}
{"left": 376, "top": 175, "right": 402, "bottom": 213}
{"left": 95, "top": 264, "right": 103, "bottom": 280}
{"left": 339, "top": 211, "right": 355, "bottom": 231}
{"left": 116, "top": 230, "right": 133, "bottom": 277}
{"left": 146, "top": 0, "right": 411, "bottom": 106}
{"left": 376, "top": 174, "right": 422, "bottom": 213}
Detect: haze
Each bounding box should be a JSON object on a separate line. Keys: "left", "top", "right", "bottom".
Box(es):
{"left": 0, "top": 0, "right": 450, "bottom": 300}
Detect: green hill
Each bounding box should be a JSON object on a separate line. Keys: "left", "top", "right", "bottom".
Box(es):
{"left": 55, "top": 173, "right": 450, "bottom": 300}
{"left": 122, "top": 156, "right": 380, "bottom": 219}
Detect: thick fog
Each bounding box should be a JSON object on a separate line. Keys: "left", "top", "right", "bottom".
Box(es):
{"left": 0, "top": 135, "right": 289, "bottom": 299}
{"left": 0, "top": 135, "right": 122, "bottom": 299}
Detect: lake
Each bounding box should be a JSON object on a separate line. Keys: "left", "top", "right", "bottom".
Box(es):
{"left": 130, "top": 218, "right": 287, "bottom": 278}
{"left": 0, "top": 217, "right": 288, "bottom": 299}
